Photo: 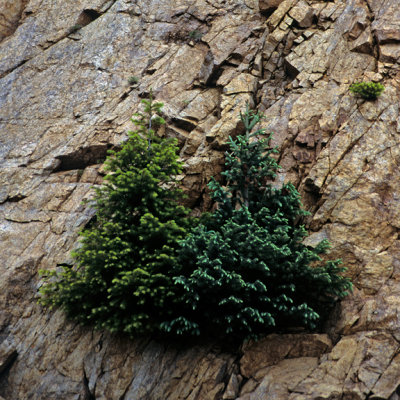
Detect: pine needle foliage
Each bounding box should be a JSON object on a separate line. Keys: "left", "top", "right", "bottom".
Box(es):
{"left": 162, "top": 106, "right": 352, "bottom": 341}
{"left": 349, "top": 81, "right": 384, "bottom": 100}
{"left": 39, "top": 93, "right": 194, "bottom": 337}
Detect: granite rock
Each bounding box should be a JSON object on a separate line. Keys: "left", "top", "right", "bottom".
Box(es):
{"left": 2, "top": 0, "right": 400, "bottom": 398}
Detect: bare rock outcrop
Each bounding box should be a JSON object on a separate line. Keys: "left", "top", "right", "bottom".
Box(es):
{"left": 1, "top": 0, "right": 400, "bottom": 399}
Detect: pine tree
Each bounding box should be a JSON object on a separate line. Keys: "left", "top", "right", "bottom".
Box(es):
{"left": 162, "top": 106, "right": 352, "bottom": 340}
{"left": 39, "top": 93, "right": 194, "bottom": 336}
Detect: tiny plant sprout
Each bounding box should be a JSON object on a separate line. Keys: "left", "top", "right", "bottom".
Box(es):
{"left": 68, "top": 24, "right": 83, "bottom": 34}
{"left": 128, "top": 76, "right": 139, "bottom": 85}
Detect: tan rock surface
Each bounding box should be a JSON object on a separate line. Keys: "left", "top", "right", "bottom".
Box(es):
{"left": 0, "top": 0, "right": 27, "bottom": 42}
{"left": 1, "top": 0, "right": 400, "bottom": 398}
{"left": 259, "top": 0, "right": 285, "bottom": 15}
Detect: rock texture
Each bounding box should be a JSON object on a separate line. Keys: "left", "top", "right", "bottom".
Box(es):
{"left": 1, "top": 0, "right": 400, "bottom": 399}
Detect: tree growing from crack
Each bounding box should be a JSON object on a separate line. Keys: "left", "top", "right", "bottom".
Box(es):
{"left": 162, "top": 106, "right": 352, "bottom": 341}
{"left": 39, "top": 92, "right": 195, "bottom": 337}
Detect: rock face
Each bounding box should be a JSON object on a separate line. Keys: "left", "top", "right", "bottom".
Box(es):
{"left": 1, "top": 0, "right": 400, "bottom": 398}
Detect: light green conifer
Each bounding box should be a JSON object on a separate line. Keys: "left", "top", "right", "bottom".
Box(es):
{"left": 40, "top": 93, "right": 194, "bottom": 337}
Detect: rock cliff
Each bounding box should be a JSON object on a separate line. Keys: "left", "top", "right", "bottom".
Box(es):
{"left": 1, "top": 0, "right": 400, "bottom": 398}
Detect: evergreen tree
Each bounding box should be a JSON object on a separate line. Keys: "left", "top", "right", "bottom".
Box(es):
{"left": 40, "top": 93, "right": 194, "bottom": 336}
{"left": 162, "top": 106, "right": 351, "bottom": 340}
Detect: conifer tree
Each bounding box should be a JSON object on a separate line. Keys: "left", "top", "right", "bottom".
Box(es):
{"left": 40, "top": 93, "right": 194, "bottom": 336}
{"left": 162, "top": 106, "right": 352, "bottom": 340}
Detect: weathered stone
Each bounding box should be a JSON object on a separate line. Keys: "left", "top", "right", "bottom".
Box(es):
{"left": 290, "top": 332, "right": 399, "bottom": 400}
{"left": 348, "top": 20, "right": 367, "bottom": 41}
{"left": 240, "top": 334, "right": 332, "bottom": 378}
{"left": 350, "top": 28, "right": 374, "bottom": 55}
{"left": 293, "top": 149, "right": 313, "bottom": 163}
{"left": 2, "top": 0, "right": 400, "bottom": 398}
{"left": 267, "top": 0, "right": 297, "bottom": 29}
{"left": 222, "top": 73, "right": 258, "bottom": 95}
{"left": 295, "top": 129, "right": 315, "bottom": 148}
{"left": 371, "top": 353, "right": 400, "bottom": 399}
{"left": 375, "top": 28, "right": 400, "bottom": 44}
{"left": 259, "top": 0, "right": 285, "bottom": 15}
{"left": 222, "top": 372, "right": 243, "bottom": 400}
{"left": 357, "top": 252, "right": 393, "bottom": 295}
{"left": 0, "top": 340, "right": 17, "bottom": 375}
{"left": 288, "top": 0, "right": 315, "bottom": 28}
{"left": 238, "top": 357, "right": 319, "bottom": 399}
{"left": 379, "top": 43, "right": 400, "bottom": 63}
{"left": 369, "top": 0, "right": 400, "bottom": 62}
{"left": 205, "top": 93, "right": 253, "bottom": 149}
{"left": 0, "top": 0, "right": 27, "bottom": 41}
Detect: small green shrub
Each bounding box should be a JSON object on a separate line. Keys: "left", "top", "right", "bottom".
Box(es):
{"left": 68, "top": 24, "right": 83, "bottom": 34}
{"left": 128, "top": 76, "right": 139, "bottom": 85}
{"left": 188, "top": 30, "right": 203, "bottom": 41}
{"left": 39, "top": 93, "right": 195, "bottom": 337}
{"left": 161, "top": 106, "right": 352, "bottom": 341}
{"left": 349, "top": 81, "right": 385, "bottom": 100}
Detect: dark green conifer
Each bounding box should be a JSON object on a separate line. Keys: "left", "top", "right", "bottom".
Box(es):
{"left": 40, "top": 93, "right": 194, "bottom": 336}
{"left": 162, "top": 106, "right": 351, "bottom": 340}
